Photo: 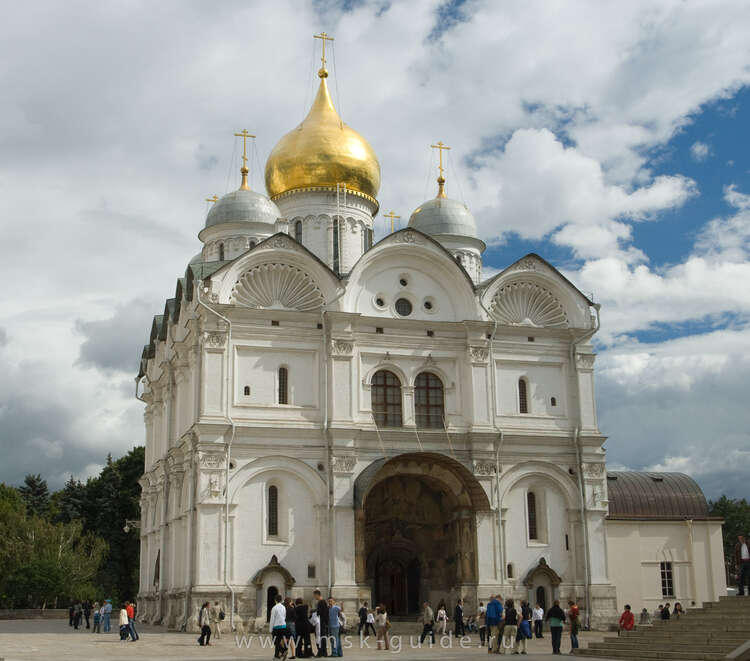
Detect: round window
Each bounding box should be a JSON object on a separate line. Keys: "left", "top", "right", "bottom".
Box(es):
{"left": 424, "top": 300, "right": 433, "bottom": 310}
{"left": 376, "top": 297, "right": 385, "bottom": 307}
{"left": 395, "top": 298, "right": 412, "bottom": 316}
{"left": 399, "top": 278, "right": 408, "bottom": 287}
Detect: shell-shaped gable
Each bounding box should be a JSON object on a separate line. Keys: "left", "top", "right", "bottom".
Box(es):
{"left": 230, "top": 263, "right": 325, "bottom": 311}
{"left": 490, "top": 281, "right": 568, "bottom": 328}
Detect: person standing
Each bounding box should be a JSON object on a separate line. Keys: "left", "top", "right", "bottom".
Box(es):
{"left": 83, "top": 600, "right": 91, "bottom": 629}
{"left": 375, "top": 606, "right": 389, "bottom": 651}
{"left": 545, "top": 600, "right": 566, "bottom": 655}
{"left": 736, "top": 534, "right": 750, "bottom": 596}
{"left": 269, "top": 594, "right": 287, "bottom": 658}
{"left": 327, "top": 597, "right": 343, "bottom": 658}
{"left": 285, "top": 598, "right": 298, "bottom": 659}
{"left": 125, "top": 601, "right": 139, "bottom": 641}
{"left": 567, "top": 600, "right": 579, "bottom": 652}
{"left": 102, "top": 599, "right": 112, "bottom": 633}
{"left": 295, "top": 598, "right": 312, "bottom": 658}
{"left": 314, "top": 590, "right": 329, "bottom": 657}
{"left": 661, "top": 603, "right": 671, "bottom": 620}
{"left": 454, "top": 599, "right": 465, "bottom": 637}
{"left": 436, "top": 603, "right": 448, "bottom": 635}
{"left": 118, "top": 605, "right": 130, "bottom": 641}
{"left": 673, "top": 602, "right": 684, "bottom": 619}
{"left": 619, "top": 604, "right": 634, "bottom": 633}
{"left": 639, "top": 608, "right": 651, "bottom": 625}
{"left": 73, "top": 601, "right": 82, "bottom": 630}
{"left": 486, "top": 594, "right": 504, "bottom": 653}
{"left": 501, "top": 599, "right": 517, "bottom": 654}
{"left": 92, "top": 602, "right": 101, "bottom": 634}
{"left": 358, "top": 602, "right": 369, "bottom": 637}
{"left": 365, "top": 608, "right": 376, "bottom": 637}
{"left": 477, "top": 601, "right": 487, "bottom": 647}
{"left": 532, "top": 603, "right": 544, "bottom": 638}
{"left": 209, "top": 601, "right": 223, "bottom": 639}
{"left": 420, "top": 602, "right": 435, "bottom": 644}
{"left": 68, "top": 602, "right": 74, "bottom": 628}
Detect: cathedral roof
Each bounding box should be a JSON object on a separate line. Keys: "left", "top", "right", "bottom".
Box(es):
{"left": 606, "top": 472, "right": 715, "bottom": 520}
{"left": 264, "top": 70, "right": 380, "bottom": 202}
{"left": 204, "top": 188, "right": 280, "bottom": 229}
{"left": 408, "top": 195, "right": 480, "bottom": 241}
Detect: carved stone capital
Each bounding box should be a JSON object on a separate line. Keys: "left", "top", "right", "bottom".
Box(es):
{"left": 332, "top": 455, "right": 357, "bottom": 474}
{"left": 473, "top": 460, "right": 496, "bottom": 476}
{"left": 576, "top": 353, "right": 596, "bottom": 370}
{"left": 199, "top": 452, "right": 225, "bottom": 470}
{"left": 467, "top": 345, "right": 489, "bottom": 364}
{"left": 203, "top": 331, "right": 226, "bottom": 349}
{"left": 330, "top": 339, "right": 354, "bottom": 357}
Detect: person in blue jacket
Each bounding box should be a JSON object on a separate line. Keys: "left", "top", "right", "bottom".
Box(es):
{"left": 485, "top": 594, "right": 504, "bottom": 653}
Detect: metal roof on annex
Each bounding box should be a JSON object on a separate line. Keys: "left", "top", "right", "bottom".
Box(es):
{"left": 606, "top": 471, "right": 715, "bottom": 520}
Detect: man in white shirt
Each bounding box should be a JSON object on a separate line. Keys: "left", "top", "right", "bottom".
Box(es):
{"left": 736, "top": 534, "right": 750, "bottom": 596}
{"left": 532, "top": 603, "right": 544, "bottom": 638}
{"left": 270, "top": 594, "right": 288, "bottom": 659}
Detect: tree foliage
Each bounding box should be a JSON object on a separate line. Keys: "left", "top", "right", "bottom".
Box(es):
{"left": 18, "top": 474, "right": 50, "bottom": 517}
{"left": 709, "top": 495, "right": 750, "bottom": 576}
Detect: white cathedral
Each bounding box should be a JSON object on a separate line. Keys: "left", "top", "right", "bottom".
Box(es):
{"left": 135, "top": 44, "right": 727, "bottom": 632}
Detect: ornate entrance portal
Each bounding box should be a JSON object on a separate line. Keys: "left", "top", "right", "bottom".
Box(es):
{"left": 355, "top": 453, "right": 491, "bottom": 615}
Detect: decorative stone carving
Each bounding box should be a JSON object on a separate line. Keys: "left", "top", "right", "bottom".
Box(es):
{"left": 272, "top": 235, "right": 290, "bottom": 249}
{"left": 473, "top": 460, "right": 496, "bottom": 476}
{"left": 583, "top": 462, "right": 605, "bottom": 478}
{"left": 231, "top": 263, "right": 324, "bottom": 311}
{"left": 208, "top": 292, "right": 220, "bottom": 304}
{"left": 332, "top": 455, "right": 357, "bottom": 473}
{"left": 199, "top": 453, "right": 225, "bottom": 469}
{"left": 576, "top": 353, "right": 596, "bottom": 370}
{"left": 490, "top": 281, "right": 568, "bottom": 328}
{"left": 513, "top": 257, "right": 538, "bottom": 272}
{"left": 330, "top": 340, "right": 353, "bottom": 356}
{"left": 395, "top": 230, "right": 424, "bottom": 245}
{"left": 203, "top": 331, "right": 226, "bottom": 348}
{"left": 468, "top": 346, "right": 489, "bottom": 363}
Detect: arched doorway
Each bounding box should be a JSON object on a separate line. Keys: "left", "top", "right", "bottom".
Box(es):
{"left": 355, "top": 453, "right": 491, "bottom": 615}
{"left": 266, "top": 585, "right": 278, "bottom": 622}
{"left": 536, "top": 585, "right": 546, "bottom": 612}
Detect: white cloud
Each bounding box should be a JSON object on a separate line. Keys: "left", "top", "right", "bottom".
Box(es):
{"left": 690, "top": 140, "right": 711, "bottom": 162}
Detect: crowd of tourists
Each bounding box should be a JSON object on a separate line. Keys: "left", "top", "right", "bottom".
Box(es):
{"left": 67, "top": 598, "right": 139, "bottom": 641}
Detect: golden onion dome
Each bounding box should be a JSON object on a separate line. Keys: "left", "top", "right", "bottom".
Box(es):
{"left": 264, "top": 72, "right": 381, "bottom": 202}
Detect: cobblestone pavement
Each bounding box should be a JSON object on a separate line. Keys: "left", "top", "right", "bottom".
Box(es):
{"left": 0, "top": 620, "right": 617, "bottom": 660}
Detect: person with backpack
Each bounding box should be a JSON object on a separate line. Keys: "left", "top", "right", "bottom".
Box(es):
{"left": 210, "top": 601, "right": 224, "bottom": 639}
{"left": 567, "top": 600, "right": 579, "bottom": 652}
{"left": 198, "top": 601, "right": 212, "bottom": 646}
{"left": 545, "top": 600, "right": 566, "bottom": 655}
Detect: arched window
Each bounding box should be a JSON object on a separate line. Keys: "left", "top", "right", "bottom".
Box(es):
{"left": 455, "top": 254, "right": 463, "bottom": 265}
{"left": 371, "top": 370, "right": 402, "bottom": 427}
{"left": 249, "top": 240, "right": 256, "bottom": 249}
{"left": 243, "top": 385, "right": 250, "bottom": 396}
{"left": 294, "top": 220, "right": 302, "bottom": 243}
{"left": 518, "top": 378, "right": 529, "bottom": 414}
{"left": 527, "top": 491, "right": 538, "bottom": 540}
{"left": 268, "top": 485, "right": 278, "bottom": 536}
{"left": 365, "top": 228, "right": 373, "bottom": 251}
{"left": 278, "top": 367, "right": 288, "bottom": 405}
{"left": 332, "top": 218, "right": 341, "bottom": 273}
{"left": 415, "top": 372, "right": 444, "bottom": 429}
{"left": 218, "top": 242, "right": 225, "bottom": 261}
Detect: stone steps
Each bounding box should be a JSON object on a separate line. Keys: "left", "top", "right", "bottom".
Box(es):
{"left": 573, "top": 597, "right": 750, "bottom": 661}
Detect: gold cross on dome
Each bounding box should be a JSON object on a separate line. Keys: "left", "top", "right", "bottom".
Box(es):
{"left": 384, "top": 210, "right": 401, "bottom": 233}
{"left": 234, "top": 129, "right": 256, "bottom": 189}
{"left": 314, "top": 31, "right": 335, "bottom": 71}
{"left": 205, "top": 195, "right": 219, "bottom": 203}
{"left": 431, "top": 141, "right": 451, "bottom": 197}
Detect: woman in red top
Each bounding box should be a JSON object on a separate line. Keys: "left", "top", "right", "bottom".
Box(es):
{"left": 619, "top": 604, "right": 635, "bottom": 632}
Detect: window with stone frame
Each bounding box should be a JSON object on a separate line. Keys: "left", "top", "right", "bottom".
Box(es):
{"left": 519, "top": 378, "right": 529, "bottom": 414}
{"left": 294, "top": 220, "right": 302, "bottom": 243}
{"left": 278, "top": 367, "right": 288, "bottom": 405}
{"left": 660, "top": 561, "right": 674, "bottom": 597}
{"left": 268, "top": 485, "right": 279, "bottom": 537}
{"left": 527, "top": 491, "right": 538, "bottom": 540}
{"left": 415, "top": 371, "right": 445, "bottom": 428}
{"left": 371, "top": 370, "right": 402, "bottom": 427}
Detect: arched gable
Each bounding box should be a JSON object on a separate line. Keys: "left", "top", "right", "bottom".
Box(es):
{"left": 210, "top": 233, "right": 341, "bottom": 308}
{"left": 480, "top": 254, "right": 594, "bottom": 330}
{"left": 228, "top": 455, "right": 326, "bottom": 505}
{"left": 340, "top": 228, "right": 479, "bottom": 321}
{"left": 498, "top": 460, "right": 579, "bottom": 509}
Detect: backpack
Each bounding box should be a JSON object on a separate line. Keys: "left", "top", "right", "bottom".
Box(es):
{"left": 219, "top": 610, "right": 225, "bottom": 621}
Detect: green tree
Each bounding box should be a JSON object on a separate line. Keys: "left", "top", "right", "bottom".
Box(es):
{"left": 708, "top": 496, "right": 750, "bottom": 580}
{"left": 18, "top": 474, "right": 50, "bottom": 518}
{"left": 53, "top": 476, "right": 86, "bottom": 524}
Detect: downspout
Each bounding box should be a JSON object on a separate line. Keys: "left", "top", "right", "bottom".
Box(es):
{"left": 321, "top": 286, "right": 347, "bottom": 596}
{"left": 479, "top": 300, "right": 504, "bottom": 583}
{"left": 135, "top": 376, "right": 148, "bottom": 603}
{"left": 570, "top": 303, "right": 600, "bottom": 630}
{"left": 196, "top": 282, "right": 236, "bottom": 631}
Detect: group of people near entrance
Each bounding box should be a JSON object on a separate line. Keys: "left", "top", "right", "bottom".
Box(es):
{"left": 67, "top": 599, "right": 138, "bottom": 641}
{"left": 422, "top": 595, "right": 581, "bottom": 655}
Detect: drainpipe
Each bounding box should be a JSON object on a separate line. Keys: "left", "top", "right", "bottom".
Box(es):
{"left": 196, "top": 282, "right": 236, "bottom": 631}
{"left": 479, "top": 300, "right": 504, "bottom": 584}
{"left": 570, "top": 303, "right": 600, "bottom": 630}
{"left": 321, "top": 286, "right": 347, "bottom": 596}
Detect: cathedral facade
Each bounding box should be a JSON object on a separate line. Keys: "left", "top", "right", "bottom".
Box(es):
{"left": 135, "top": 51, "right": 725, "bottom": 632}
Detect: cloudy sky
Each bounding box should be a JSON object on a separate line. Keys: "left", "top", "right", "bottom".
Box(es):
{"left": 1, "top": 0, "right": 749, "bottom": 499}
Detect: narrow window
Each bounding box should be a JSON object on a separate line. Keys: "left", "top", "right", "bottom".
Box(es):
{"left": 278, "top": 367, "right": 288, "bottom": 405}
{"left": 243, "top": 386, "right": 250, "bottom": 396}
{"left": 218, "top": 242, "right": 225, "bottom": 261}
{"left": 426, "top": 330, "right": 434, "bottom": 337}
{"left": 507, "top": 563, "right": 514, "bottom": 579}
{"left": 365, "top": 228, "right": 373, "bottom": 251}
{"left": 415, "top": 371, "right": 444, "bottom": 429}
{"left": 308, "top": 564, "right": 316, "bottom": 579}
{"left": 375, "top": 327, "right": 383, "bottom": 334}
{"left": 268, "top": 485, "right": 278, "bottom": 536}
{"left": 295, "top": 220, "right": 302, "bottom": 243}
{"left": 371, "top": 370, "right": 402, "bottom": 427}
{"left": 527, "top": 491, "right": 538, "bottom": 540}
{"left": 565, "top": 534, "right": 569, "bottom": 551}
{"left": 660, "top": 561, "right": 674, "bottom": 597}
{"left": 519, "top": 378, "right": 529, "bottom": 414}
{"left": 551, "top": 397, "right": 557, "bottom": 407}
{"left": 332, "top": 218, "right": 340, "bottom": 273}
{"left": 455, "top": 254, "right": 463, "bottom": 265}
{"left": 249, "top": 240, "right": 256, "bottom": 249}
